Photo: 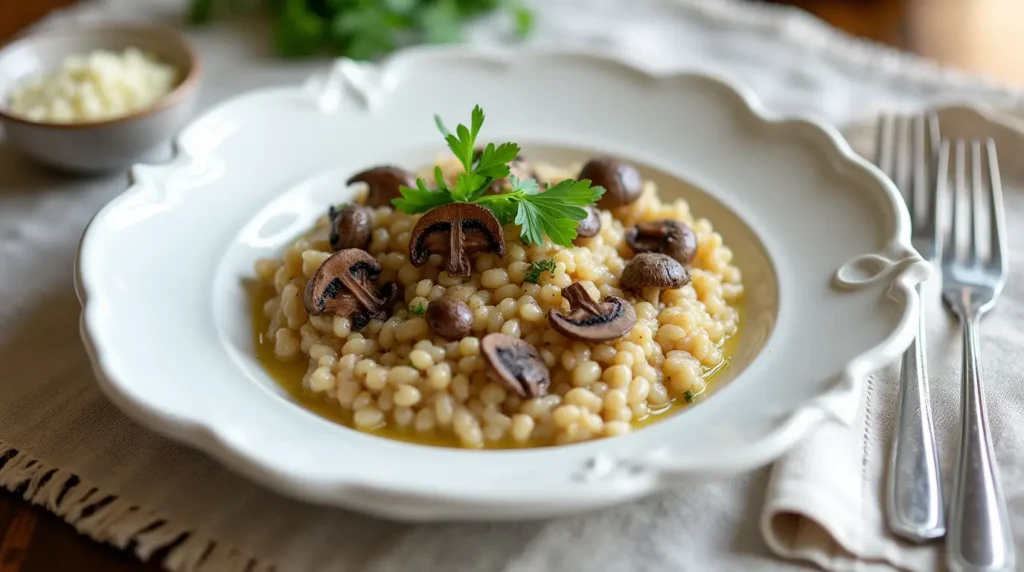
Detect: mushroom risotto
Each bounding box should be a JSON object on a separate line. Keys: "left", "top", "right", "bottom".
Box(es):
{"left": 252, "top": 107, "right": 743, "bottom": 449}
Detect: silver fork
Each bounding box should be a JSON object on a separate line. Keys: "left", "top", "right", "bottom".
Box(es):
{"left": 875, "top": 113, "right": 945, "bottom": 542}
{"left": 939, "top": 139, "right": 1014, "bottom": 572}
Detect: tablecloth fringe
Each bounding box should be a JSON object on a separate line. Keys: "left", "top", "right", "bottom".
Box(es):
{"left": 0, "top": 442, "right": 275, "bottom": 572}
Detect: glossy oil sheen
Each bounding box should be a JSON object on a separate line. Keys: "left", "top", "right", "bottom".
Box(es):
{"left": 250, "top": 283, "right": 739, "bottom": 449}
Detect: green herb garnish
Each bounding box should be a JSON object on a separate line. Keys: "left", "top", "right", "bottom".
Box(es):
{"left": 409, "top": 302, "right": 428, "bottom": 316}
{"left": 189, "top": 0, "right": 534, "bottom": 60}
{"left": 683, "top": 390, "right": 696, "bottom": 403}
{"left": 393, "top": 106, "right": 605, "bottom": 247}
{"left": 523, "top": 257, "right": 557, "bottom": 284}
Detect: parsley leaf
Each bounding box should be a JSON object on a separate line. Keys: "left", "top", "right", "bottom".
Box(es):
{"left": 477, "top": 176, "right": 604, "bottom": 247}
{"left": 438, "top": 105, "right": 486, "bottom": 172}
{"left": 509, "top": 175, "right": 539, "bottom": 194}
{"left": 451, "top": 172, "right": 488, "bottom": 202}
{"left": 474, "top": 142, "right": 520, "bottom": 179}
{"left": 409, "top": 301, "right": 428, "bottom": 315}
{"left": 484, "top": 197, "right": 519, "bottom": 224}
{"left": 393, "top": 179, "right": 454, "bottom": 214}
{"left": 434, "top": 114, "right": 452, "bottom": 138}
{"left": 471, "top": 105, "right": 485, "bottom": 140}
{"left": 524, "top": 257, "right": 556, "bottom": 284}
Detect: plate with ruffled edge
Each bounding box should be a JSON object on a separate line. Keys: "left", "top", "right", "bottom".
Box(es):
{"left": 75, "top": 47, "right": 928, "bottom": 520}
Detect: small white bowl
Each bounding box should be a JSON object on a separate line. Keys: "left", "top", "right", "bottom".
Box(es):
{"left": 0, "top": 24, "right": 200, "bottom": 173}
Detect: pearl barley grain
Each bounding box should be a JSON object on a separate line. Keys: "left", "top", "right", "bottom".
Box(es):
{"left": 256, "top": 160, "right": 743, "bottom": 450}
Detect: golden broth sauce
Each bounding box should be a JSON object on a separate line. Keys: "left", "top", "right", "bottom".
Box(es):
{"left": 251, "top": 283, "right": 740, "bottom": 449}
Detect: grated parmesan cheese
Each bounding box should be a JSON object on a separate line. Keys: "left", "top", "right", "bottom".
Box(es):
{"left": 7, "top": 47, "right": 179, "bottom": 123}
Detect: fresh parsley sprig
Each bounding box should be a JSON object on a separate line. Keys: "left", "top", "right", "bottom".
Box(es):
{"left": 393, "top": 106, "right": 605, "bottom": 248}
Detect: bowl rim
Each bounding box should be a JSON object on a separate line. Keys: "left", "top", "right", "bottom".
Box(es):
{"left": 0, "top": 22, "right": 202, "bottom": 130}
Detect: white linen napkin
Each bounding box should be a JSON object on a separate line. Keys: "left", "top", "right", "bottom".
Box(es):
{"left": 763, "top": 106, "right": 1024, "bottom": 572}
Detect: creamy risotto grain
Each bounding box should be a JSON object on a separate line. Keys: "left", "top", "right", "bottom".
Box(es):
{"left": 255, "top": 161, "right": 742, "bottom": 448}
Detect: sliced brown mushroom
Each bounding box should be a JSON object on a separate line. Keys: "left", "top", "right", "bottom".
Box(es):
{"left": 625, "top": 220, "right": 698, "bottom": 264}
{"left": 574, "top": 206, "right": 601, "bottom": 239}
{"left": 347, "top": 166, "right": 415, "bottom": 208}
{"left": 548, "top": 283, "right": 636, "bottom": 342}
{"left": 304, "top": 249, "right": 399, "bottom": 329}
{"left": 620, "top": 252, "right": 690, "bottom": 292}
{"left": 408, "top": 203, "right": 506, "bottom": 277}
{"left": 474, "top": 148, "right": 535, "bottom": 195}
{"left": 328, "top": 204, "right": 372, "bottom": 251}
{"left": 480, "top": 333, "right": 550, "bottom": 398}
{"left": 426, "top": 297, "right": 473, "bottom": 340}
{"left": 578, "top": 157, "right": 643, "bottom": 209}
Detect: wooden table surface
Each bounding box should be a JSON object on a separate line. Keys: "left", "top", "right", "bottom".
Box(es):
{"left": 2, "top": 1, "right": 1023, "bottom": 570}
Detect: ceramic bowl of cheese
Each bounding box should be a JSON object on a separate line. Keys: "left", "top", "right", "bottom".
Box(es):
{"left": 0, "top": 24, "right": 200, "bottom": 172}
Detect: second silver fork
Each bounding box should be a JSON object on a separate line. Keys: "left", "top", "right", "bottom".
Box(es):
{"left": 875, "top": 113, "right": 945, "bottom": 542}
{"left": 940, "top": 139, "right": 1014, "bottom": 572}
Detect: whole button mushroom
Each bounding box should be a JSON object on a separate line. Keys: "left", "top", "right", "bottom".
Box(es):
{"left": 548, "top": 283, "right": 636, "bottom": 342}
{"left": 408, "top": 203, "right": 506, "bottom": 277}
{"left": 304, "top": 249, "right": 400, "bottom": 329}
{"left": 328, "top": 204, "right": 372, "bottom": 251}
{"left": 620, "top": 252, "right": 690, "bottom": 293}
{"left": 574, "top": 206, "right": 602, "bottom": 239}
{"left": 578, "top": 157, "right": 644, "bottom": 210}
{"left": 426, "top": 297, "right": 473, "bottom": 340}
{"left": 347, "top": 166, "right": 416, "bottom": 208}
{"left": 480, "top": 333, "right": 550, "bottom": 398}
{"left": 625, "top": 220, "right": 698, "bottom": 264}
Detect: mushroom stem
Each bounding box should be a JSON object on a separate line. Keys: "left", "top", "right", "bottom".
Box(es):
{"left": 562, "top": 283, "right": 603, "bottom": 317}
{"left": 347, "top": 261, "right": 385, "bottom": 309}
{"left": 448, "top": 219, "right": 470, "bottom": 276}
{"left": 641, "top": 287, "right": 661, "bottom": 306}
{"left": 548, "top": 282, "right": 637, "bottom": 342}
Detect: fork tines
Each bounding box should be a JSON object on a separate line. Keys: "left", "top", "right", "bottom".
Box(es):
{"left": 876, "top": 113, "right": 941, "bottom": 258}
{"left": 938, "top": 139, "right": 1006, "bottom": 271}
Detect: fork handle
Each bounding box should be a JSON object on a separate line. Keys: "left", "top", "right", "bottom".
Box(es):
{"left": 948, "top": 317, "right": 1015, "bottom": 572}
{"left": 887, "top": 288, "right": 945, "bottom": 542}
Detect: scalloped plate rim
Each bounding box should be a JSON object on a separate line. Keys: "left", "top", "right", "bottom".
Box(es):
{"left": 75, "top": 46, "right": 932, "bottom": 516}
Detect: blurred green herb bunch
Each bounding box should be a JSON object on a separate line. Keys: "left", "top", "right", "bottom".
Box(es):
{"left": 189, "top": 0, "right": 533, "bottom": 60}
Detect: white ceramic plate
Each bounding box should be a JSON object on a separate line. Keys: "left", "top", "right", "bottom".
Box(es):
{"left": 76, "top": 48, "right": 928, "bottom": 521}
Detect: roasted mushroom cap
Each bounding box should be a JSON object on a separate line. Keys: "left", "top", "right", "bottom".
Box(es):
{"left": 426, "top": 297, "right": 473, "bottom": 340}
{"left": 474, "top": 148, "right": 535, "bottom": 195}
{"left": 620, "top": 253, "right": 690, "bottom": 292}
{"left": 408, "top": 203, "right": 506, "bottom": 277}
{"left": 574, "top": 206, "right": 602, "bottom": 239}
{"left": 347, "top": 166, "right": 415, "bottom": 208}
{"left": 578, "top": 157, "right": 643, "bottom": 209}
{"left": 480, "top": 333, "right": 550, "bottom": 398}
{"left": 548, "top": 283, "right": 637, "bottom": 342}
{"left": 328, "top": 204, "right": 372, "bottom": 251}
{"left": 304, "top": 249, "right": 399, "bottom": 329}
{"left": 625, "top": 220, "right": 698, "bottom": 264}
